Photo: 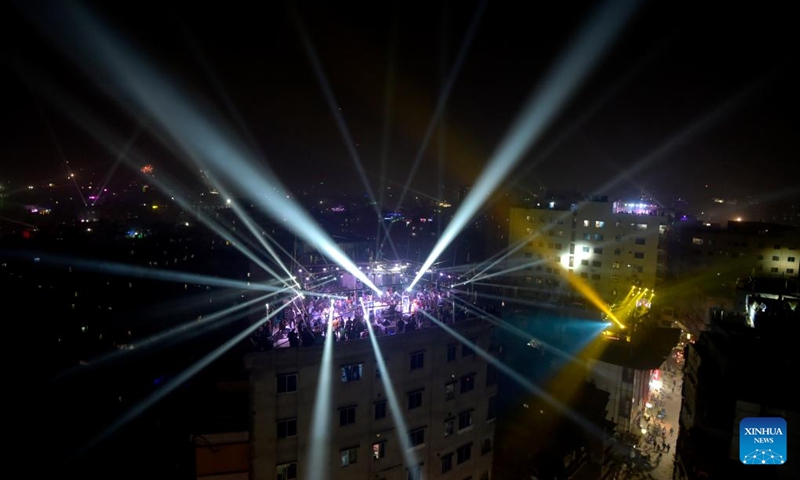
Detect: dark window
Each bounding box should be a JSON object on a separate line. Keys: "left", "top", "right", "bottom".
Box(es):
{"left": 592, "top": 260, "right": 601, "bottom": 267}
{"left": 277, "top": 373, "right": 297, "bottom": 393}
{"left": 410, "top": 351, "right": 424, "bottom": 371}
{"left": 481, "top": 439, "right": 492, "bottom": 455}
{"left": 341, "top": 364, "right": 363, "bottom": 383}
{"left": 339, "top": 406, "right": 356, "bottom": 426}
{"left": 408, "top": 390, "right": 423, "bottom": 410}
{"left": 374, "top": 400, "right": 387, "bottom": 420}
{"left": 581, "top": 259, "right": 589, "bottom": 266}
{"left": 634, "top": 252, "right": 645, "bottom": 259}
{"left": 458, "top": 410, "right": 473, "bottom": 430}
{"left": 594, "top": 247, "right": 603, "bottom": 254}
{"left": 277, "top": 418, "right": 297, "bottom": 439}
{"left": 276, "top": 462, "right": 297, "bottom": 480}
{"left": 447, "top": 344, "right": 457, "bottom": 362}
{"left": 460, "top": 374, "right": 475, "bottom": 393}
{"left": 635, "top": 238, "right": 646, "bottom": 245}
{"left": 593, "top": 234, "right": 604, "bottom": 241}
{"left": 456, "top": 443, "right": 472, "bottom": 464}
{"left": 789, "top": 257, "right": 796, "bottom": 262}
{"left": 441, "top": 452, "right": 453, "bottom": 473}
{"left": 487, "top": 395, "right": 498, "bottom": 421}
{"left": 772, "top": 255, "right": 780, "bottom": 261}
{"left": 409, "top": 428, "right": 425, "bottom": 447}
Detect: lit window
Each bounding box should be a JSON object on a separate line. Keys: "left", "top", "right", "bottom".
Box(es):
{"left": 444, "top": 418, "right": 455, "bottom": 437}
{"left": 341, "top": 364, "right": 363, "bottom": 383}
{"left": 372, "top": 441, "right": 386, "bottom": 459}
{"left": 341, "top": 446, "right": 358, "bottom": 466}
{"left": 595, "top": 221, "right": 605, "bottom": 228}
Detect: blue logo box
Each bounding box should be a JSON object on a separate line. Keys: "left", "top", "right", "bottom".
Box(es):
{"left": 740, "top": 417, "right": 787, "bottom": 465}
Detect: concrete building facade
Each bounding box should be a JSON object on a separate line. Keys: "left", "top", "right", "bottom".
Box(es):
{"left": 507, "top": 199, "right": 669, "bottom": 306}
{"left": 245, "top": 318, "right": 498, "bottom": 480}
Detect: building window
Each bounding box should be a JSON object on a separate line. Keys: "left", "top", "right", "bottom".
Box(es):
{"left": 410, "top": 351, "right": 425, "bottom": 371}
{"left": 447, "top": 343, "right": 457, "bottom": 362}
{"left": 581, "top": 259, "right": 589, "bottom": 266}
{"left": 789, "top": 257, "right": 796, "bottom": 262}
{"left": 582, "top": 246, "right": 590, "bottom": 253}
{"left": 374, "top": 400, "right": 387, "bottom": 420}
{"left": 487, "top": 395, "right": 497, "bottom": 421}
{"left": 341, "top": 364, "right": 363, "bottom": 383}
{"left": 635, "top": 237, "right": 646, "bottom": 245}
{"left": 591, "top": 274, "right": 601, "bottom": 280}
{"left": 277, "top": 373, "right": 297, "bottom": 393}
{"left": 595, "top": 221, "right": 605, "bottom": 228}
{"left": 771, "top": 267, "right": 779, "bottom": 273}
{"left": 481, "top": 439, "right": 493, "bottom": 455}
{"left": 692, "top": 237, "right": 704, "bottom": 245}
{"left": 441, "top": 453, "right": 453, "bottom": 473}
{"left": 594, "top": 234, "right": 604, "bottom": 241}
{"left": 372, "top": 441, "right": 386, "bottom": 459}
{"left": 772, "top": 255, "right": 780, "bottom": 261}
{"left": 637, "top": 223, "right": 647, "bottom": 230}
{"left": 339, "top": 406, "right": 357, "bottom": 426}
{"left": 444, "top": 418, "right": 455, "bottom": 437}
{"left": 458, "top": 410, "right": 473, "bottom": 431}
{"left": 612, "top": 261, "right": 621, "bottom": 269}
{"left": 456, "top": 443, "right": 472, "bottom": 464}
{"left": 407, "top": 465, "right": 422, "bottom": 480}
{"left": 634, "top": 252, "right": 645, "bottom": 259}
{"left": 594, "top": 247, "right": 603, "bottom": 254}
{"left": 409, "top": 428, "right": 425, "bottom": 447}
{"left": 486, "top": 364, "right": 497, "bottom": 386}
{"left": 277, "top": 418, "right": 297, "bottom": 439}
{"left": 460, "top": 373, "right": 475, "bottom": 393}
{"left": 580, "top": 272, "right": 588, "bottom": 278}
{"left": 787, "top": 269, "right": 795, "bottom": 274}
{"left": 408, "top": 390, "right": 423, "bottom": 410}
{"left": 583, "top": 233, "right": 591, "bottom": 240}
{"left": 583, "top": 220, "right": 590, "bottom": 227}
{"left": 592, "top": 260, "right": 602, "bottom": 267}
{"left": 276, "top": 462, "right": 297, "bottom": 480}
{"left": 445, "top": 381, "right": 456, "bottom": 401}
{"left": 341, "top": 446, "right": 358, "bottom": 466}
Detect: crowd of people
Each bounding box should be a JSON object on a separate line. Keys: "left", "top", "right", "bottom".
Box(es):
{"left": 250, "top": 282, "right": 473, "bottom": 350}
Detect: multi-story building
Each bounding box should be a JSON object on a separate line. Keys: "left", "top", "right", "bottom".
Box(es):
{"left": 672, "top": 220, "right": 799, "bottom": 287}
{"left": 673, "top": 305, "right": 797, "bottom": 480}
{"left": 507, "top": 198, "right": 669, "bottom": 306}
{"left": 245, "top": 318, "right": 498, "bottom": 480}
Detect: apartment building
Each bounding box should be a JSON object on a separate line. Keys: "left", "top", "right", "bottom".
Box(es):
{"left": 245, "top": 318, "right": 498, "bottom": 480}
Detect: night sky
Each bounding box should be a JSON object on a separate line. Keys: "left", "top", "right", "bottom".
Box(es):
{"left": 2, "top": 0, "right": 798, "bottom": 206}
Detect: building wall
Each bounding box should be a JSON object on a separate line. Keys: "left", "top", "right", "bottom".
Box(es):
{"left": 246, "top": 319, "right": 497, "bottom": 480}
{"left": 508, "top": 201, "right": 668, "bottom": 306}
{"left": 192, "top": 432, "right": 250, "bottom": 480}
{"left": 585, "top": 359, "right": 650, "bottom": 433}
